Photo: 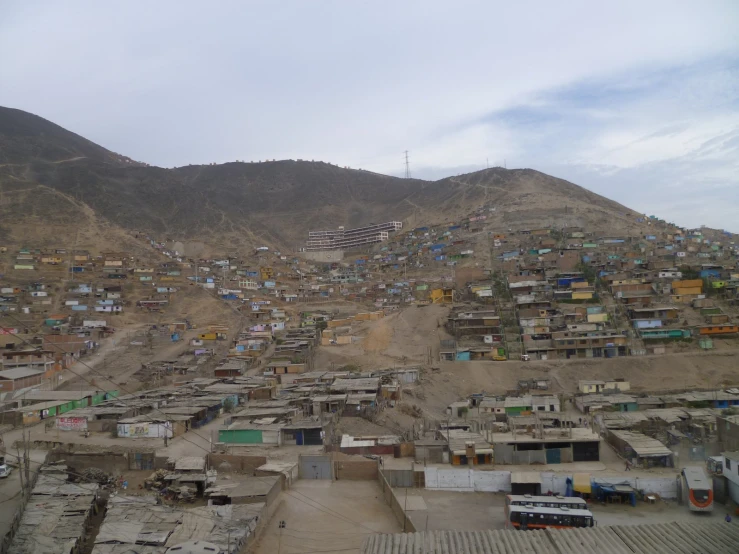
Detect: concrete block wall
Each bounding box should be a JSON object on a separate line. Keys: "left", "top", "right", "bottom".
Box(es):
{"left": 378, "top": 470, "right": 417, "bottom": 532}
{"left": 424, "top": 469, "right": 677, "bottom": 499}
{"left": 424, "top": 467, "right": 511, "bottom": 492}
{"left": 207, "top": 453, "right": 267, "bottom": 474}
{"left": 540, "top": 472, "right": 571, "bottom": 495}
{"left": 48, "top": 451, "right": 128, "bottom": 474}
{"left": 334, "top": 460, "right": 378, "bottom": 480}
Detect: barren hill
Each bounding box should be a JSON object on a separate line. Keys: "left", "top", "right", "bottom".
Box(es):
{"left": 0, "top": 106, "right": 641, "bottom": 251}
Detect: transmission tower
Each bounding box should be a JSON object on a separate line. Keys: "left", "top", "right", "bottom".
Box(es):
{"left": 404, "top": 151, "right": 411, "bottom": 179}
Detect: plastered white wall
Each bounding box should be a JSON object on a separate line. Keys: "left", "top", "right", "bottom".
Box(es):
{"left": 425, "top": 468, "right": 511, "bottom": 492}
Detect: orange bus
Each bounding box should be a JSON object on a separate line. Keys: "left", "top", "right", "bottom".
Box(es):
{"left": 508, "top": 505, "right": 595, "bottom": 530}
{"left": 680, "top": 466, "right": 713, "bottom": 512}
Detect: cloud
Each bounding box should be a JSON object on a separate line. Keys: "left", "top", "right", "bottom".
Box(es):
{"left": 407, "top": 58, "right": 739, "bottom": 231}
{"left": 0, "top": 1, "right": 738, "bottom": 229}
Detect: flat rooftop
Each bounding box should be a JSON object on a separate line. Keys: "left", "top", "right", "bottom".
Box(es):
{"left": 491, "top": 428, "right": 600, "bottom": 444}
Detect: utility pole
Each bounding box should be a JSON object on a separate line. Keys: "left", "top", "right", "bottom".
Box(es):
{"left": 404, "top": 151, "right": 411, "bottom": 179}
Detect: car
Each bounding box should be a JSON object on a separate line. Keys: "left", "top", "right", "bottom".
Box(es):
{"left": 0, "top": 466, "right": 12, "bottom": 479}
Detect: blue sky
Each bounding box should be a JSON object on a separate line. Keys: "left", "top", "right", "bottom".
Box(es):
{"left": 1, "top": 1, "right": 738, "bottom": 230}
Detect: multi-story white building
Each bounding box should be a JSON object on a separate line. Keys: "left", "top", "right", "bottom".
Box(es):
{"left": 304, "top": 221, "right": 402, "bottom": 251}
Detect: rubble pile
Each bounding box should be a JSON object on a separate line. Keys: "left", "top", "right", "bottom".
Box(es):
{"left": 79, "top": 467, "right": 115, "bottom": 485}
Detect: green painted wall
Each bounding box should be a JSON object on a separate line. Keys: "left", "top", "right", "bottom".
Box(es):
{"left": 57, "top": 401, "right": 76, "bottom": 414}
{"left": 219, "top": 429, "right": 263, "bottom": 444}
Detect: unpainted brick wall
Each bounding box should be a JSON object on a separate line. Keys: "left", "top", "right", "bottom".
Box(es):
{"left": 334, "top": 460, "right": 378, "bottom": 480}
{"left": 208, "top": 453, "right": 267, "bottom": 474}
{"left": 48, "top": 451, "right": 129, "bottom": 474}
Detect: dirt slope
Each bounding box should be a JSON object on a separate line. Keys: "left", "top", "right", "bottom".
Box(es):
{"left": 1, "top": 105, "right": 647, "bottom": 251}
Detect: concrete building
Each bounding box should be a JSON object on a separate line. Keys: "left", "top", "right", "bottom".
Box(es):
{"left": 304, "top": 221, "right": 402, "bottom": 251}
{"left": 578, "top": 379, "right": 630, "bottom": 394}
{"left": 443, "top": 429, "right": 493, "bottom": 465}
{"left": 723, "top": 451, "right": 739, "bottom": 504}
{"left": 718, "top": 414, "right": 739, "bottom": 451}
{"left": 491, "top": 428, "right": 601, "bottom": 465}
{"left": 0, "top": 366, "right": 45, "bottom": 391}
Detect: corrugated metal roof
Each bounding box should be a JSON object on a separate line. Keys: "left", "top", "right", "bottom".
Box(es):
{"left": 609, "top": 430, "right": 673, "bottom": 457}
{"left": 361, "top": 522, "right": 739, "bottom": 554}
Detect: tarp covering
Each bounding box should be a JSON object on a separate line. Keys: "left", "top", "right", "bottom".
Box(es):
{"left": 573, "top": 473, "right": 592, "bottom": 494}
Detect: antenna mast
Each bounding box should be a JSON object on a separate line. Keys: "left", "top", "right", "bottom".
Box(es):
{"left": 404, "top": 151, "right": 411, "bottom": 179}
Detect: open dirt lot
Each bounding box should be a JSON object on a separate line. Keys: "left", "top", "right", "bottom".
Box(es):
{"left": 315, "top": 304, "right": 739, "bottom": 419}
{"left": 405, "top": 489, "right": 507, "bottom": 531}
{"left": 313, "top": 304, "right": 450, "bottom": 370}
{"left": 253, "top": 480, "right": 401, "bottom": 554}
{"left": 589, "top": 499, "right": 729, "bottom": 526}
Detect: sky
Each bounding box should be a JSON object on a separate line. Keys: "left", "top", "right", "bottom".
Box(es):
{"left": 1, "top": 1, "right": 738, "bottom": 231}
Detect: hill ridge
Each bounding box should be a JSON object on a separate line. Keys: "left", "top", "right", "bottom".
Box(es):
{"left": 0, "top": 106, "right": 643, "bottom": 251}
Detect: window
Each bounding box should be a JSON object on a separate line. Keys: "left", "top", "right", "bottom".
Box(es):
{"left": 726, "top": 458, "right": 732, "bottom": 470}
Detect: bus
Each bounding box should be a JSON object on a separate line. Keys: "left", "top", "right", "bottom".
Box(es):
{"left": 508, "top": 505, "right": 595, "bottom": 530}
{"left": 504, "top": 494, "right": 587, "bottom": 516}
{"left": 679, "top": 466, "right": 713, "bottom": 512}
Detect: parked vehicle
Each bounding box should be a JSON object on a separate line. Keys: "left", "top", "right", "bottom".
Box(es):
{"left": 679, "top": 466, "right": 714, "bottom": 512}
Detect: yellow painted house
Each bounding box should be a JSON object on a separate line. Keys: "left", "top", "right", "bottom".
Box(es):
{"left": 430, "top": 288, "right": 453, "bottom": 303}
{"left": 672, "top": 279, "right": 702, "bottom": 294}
{"left": 572, "top": 291, "right": 594, "bottom": 300}
{"left": 41, "top": 256, "right": 63, "bottom": 264}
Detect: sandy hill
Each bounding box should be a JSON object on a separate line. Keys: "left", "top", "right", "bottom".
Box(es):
{"left": 1, "top": 106, "right": 644, "bottom": 252}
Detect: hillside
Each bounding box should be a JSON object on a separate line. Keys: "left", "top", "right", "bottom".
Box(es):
{"left": 1, "top": 106, "right": 642, "bottom": 251}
